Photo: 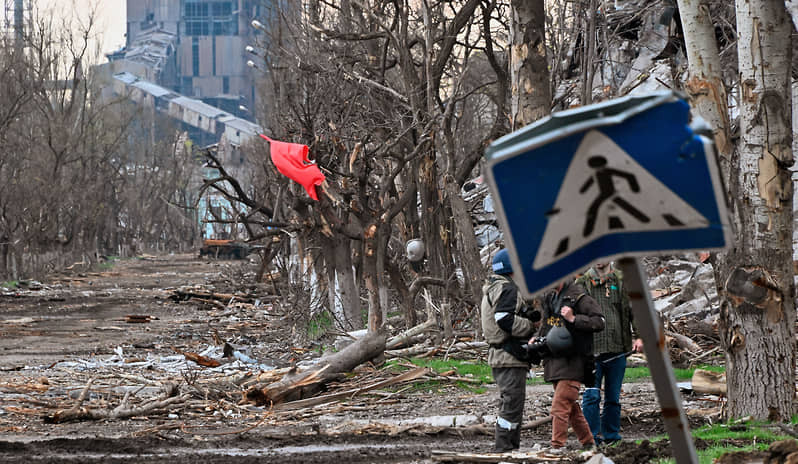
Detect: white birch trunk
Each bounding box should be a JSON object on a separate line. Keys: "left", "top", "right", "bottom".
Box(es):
{"left": 718, "top": 0, "right": 795, "bottom": 420}
{"left": 785, "top": 0, "right": 798, "bottom": 31}
{"left": 676, "top": 0, "right": 732, "bottom": 158}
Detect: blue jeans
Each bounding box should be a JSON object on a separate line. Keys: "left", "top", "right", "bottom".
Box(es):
{"left": 582, "top": 353, "right": 626, "bottom": 443}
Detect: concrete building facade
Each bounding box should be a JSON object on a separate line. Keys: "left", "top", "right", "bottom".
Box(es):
{"left": 120, "top": 0, "right": 264, "bottom": 117}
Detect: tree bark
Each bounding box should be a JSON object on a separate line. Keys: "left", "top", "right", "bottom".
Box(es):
{"left": 786, "top": 0, "right": 798, "bottom": 31}
{"left": 418, "top": 150, "right": 452, "bottom": 304}
{"left": 444, "top": 176, "right": 485, "bottom": 335}
{"left": 717, "top": 0, "right": 795, "bottom": 421}
{"left": 363, "top": 224, "right": 382, "bottom": 332}
{"left": 677, "top": 0, "right": 732, "bottom": 161}
{"left": 510, "top": 0, "right": 551, "bottom": 128}
{"left": 334, "top": 237, "right": 360, "bottom": 330}
{"left": 581, "top": 0, "right": 597, "bottom": 105}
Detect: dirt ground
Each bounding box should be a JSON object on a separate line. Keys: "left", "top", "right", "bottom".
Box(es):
{"left": 0, "top": 254, "right": 727, "bottom": 463}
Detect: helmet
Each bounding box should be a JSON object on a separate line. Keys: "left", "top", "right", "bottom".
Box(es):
{"left": 546, "top": 325, "right": 574, "bottom": 355}
{"left": 492, "top": 249, "right": 513, "bottom": 275}
{"left": 406, "top": 239, "right": 425, "bottom": 262}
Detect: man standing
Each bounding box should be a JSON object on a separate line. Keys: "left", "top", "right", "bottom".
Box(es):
{"left": 534, "top": 280, "right": 604, "bottom": 453}
{"left": 577, "top": 262, "right": 643, "bottom": 445}
{"left": 480, "top": 249, "right": 540, "bottom": 452}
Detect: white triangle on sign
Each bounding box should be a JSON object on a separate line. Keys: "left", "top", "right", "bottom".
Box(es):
{"left": 533, "top": 130, "right": 709, "bottom": 270}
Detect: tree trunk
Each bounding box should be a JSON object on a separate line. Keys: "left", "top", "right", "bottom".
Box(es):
{"left": 717, "top": 0, "right": 795, "bottom": 421}
{"left": 510, "top": 0, "right": 551, "bottom": 128}
{"left": 786, "top": 0, "right": 798, "bottom": 31}
{"left": 334, "top": 238, "right": 360, "bottom": 330}
{"left": 581, "top": 0, "right": 597, "bottom": 105}
{"left": 376, "top": 222, "right": 391, "bottom": 324}
{"left": 363, "top": 223, "right": 382, "bottom": 332}
{"left": 444, "top": 176, "right": 485, "bottom": 335}
{"left": 677, "top": 0, "right": 732, "bottom": 161}
{"left": 418, "top": 151, "right": 450, "bottom": 301}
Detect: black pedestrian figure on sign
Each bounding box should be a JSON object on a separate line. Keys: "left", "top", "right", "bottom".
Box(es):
{"left": 580, "top": 156, "right": 649, "bottom": 237}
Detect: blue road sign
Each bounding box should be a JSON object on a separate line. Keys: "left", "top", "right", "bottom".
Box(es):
{"left": 485, "top": 91, "right": 731, "bottom": 297}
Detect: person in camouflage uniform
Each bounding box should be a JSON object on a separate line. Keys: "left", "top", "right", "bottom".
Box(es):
{"left": 480, "top": 249, "right": 540, "bottom": 452}
{"left": 577, "top": 262, "right": 643, "bottom": 445}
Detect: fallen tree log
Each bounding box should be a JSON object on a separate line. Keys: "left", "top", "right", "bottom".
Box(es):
{"left": 242, "top": 328, "right": 387, "bottom": 406}
{"left": 170, "top": 288, "right": 254, "bottom": 304}
{"left": 691, "top": 369, "right": 726, "bottom": 395}
{"left": 665, "top": 330, "right": 702, "bottom": 354}
{"left": 386, "top": 340, "right": 488, "bottom": 359}
{"left": 386, "top": 319, "right": 437, "bottom": 350}
{"left": 274, "top": 366, "right": 428, "bottom": 410}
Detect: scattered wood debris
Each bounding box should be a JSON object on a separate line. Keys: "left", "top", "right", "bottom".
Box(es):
{"left": 173, "top": 348, "right": 222, "bottom": 368}
{"left": 44, "top": 379, "right": 189, "bottom": 423}
{"left": 125, "top": 315, "right": 154, "bottom": 323}
{"left": 431, "top": 447, "right": 571, "bottom": 462}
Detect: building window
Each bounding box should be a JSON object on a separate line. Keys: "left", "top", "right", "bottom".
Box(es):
{"left": 192, "top": 37, "right": 199, "bottom": 76}
{"left": 182, "top": 77, "right": 193, "bottom": 94}
{"left": 223, "top": 76, "right": 229, "bottom": 94}
{"left": 183, "top": 1, "right": 238, "bottom": 36}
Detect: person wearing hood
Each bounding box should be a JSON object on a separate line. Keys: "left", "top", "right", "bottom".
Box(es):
{"left": 480, "top": 249, "right": 541, "bottom": 452}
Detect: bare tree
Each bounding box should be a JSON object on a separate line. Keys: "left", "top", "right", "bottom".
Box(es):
{"left": 203, "top": 0, "right": 511, "bottom": 333}
{"left": 509, "top": 0, "right": 551, "bottom": 128}
{"left": 713, "top": 1, "right": 795, "bottom": 420}
{"left": 0, "top": 7, "right": 199, "bottom": 279}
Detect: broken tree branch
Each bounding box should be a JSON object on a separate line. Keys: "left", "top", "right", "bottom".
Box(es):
{"left": 242, "top": 328, "right": 388, "bottom": 406}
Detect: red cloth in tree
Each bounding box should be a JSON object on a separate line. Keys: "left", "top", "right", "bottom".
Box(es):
{"left": 260, "top": 134, "right": 325, "bottom": 200}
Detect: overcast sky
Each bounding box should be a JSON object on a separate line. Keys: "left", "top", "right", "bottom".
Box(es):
{"left": 36, "top": 0, "right": 126, "bottom": 59}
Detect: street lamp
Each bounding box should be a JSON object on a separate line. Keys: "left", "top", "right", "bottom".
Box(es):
{"left": 251, "top": 19, "right": 266, "bottom": 31}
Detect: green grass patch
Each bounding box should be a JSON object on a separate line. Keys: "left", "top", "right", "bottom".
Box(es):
{"left": 650, "top": 419, "right": 792, "bottom": 464}
{"left": 653, "top": 443, "right": 766, "bottom": 464}
{"left": 622, "top": 366, "right": 652, "bottom": 382}
{"left": 1, "top": 280, "right": 18, "bottom": 289}
{"left": 403, "top": 358, "right": 493, "bottom": 384}
{"left": 307, "top": 310, "right": 334, "bottom": 340}
{"left": 692, "top": 421, "right": 786, "bottom": 443}
{"left": 527, "top": 372, "right": 546, "bottom": 385}
{"left": 385, "top": 358, "right": 492, "bottom": 394}
{"left": 623, "top": 364, "right": 726, "bottom": 383}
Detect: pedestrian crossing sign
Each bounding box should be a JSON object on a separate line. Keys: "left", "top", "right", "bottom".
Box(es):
{"left": 485, "top": 91, "right": 731, "bottom": 297}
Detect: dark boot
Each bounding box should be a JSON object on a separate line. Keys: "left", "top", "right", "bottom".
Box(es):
{"left": 494, "top": 424, "right": 516, "bottom": 452}
{"left": 510, "top": 427, "right": 521, "bottom": 450}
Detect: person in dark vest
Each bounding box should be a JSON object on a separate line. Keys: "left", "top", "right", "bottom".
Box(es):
{"left": 480, "top": 249, "right": 541, "bottom": 452}
{"left": 531, "top": 280, "right": 604, "bottom": 453}
{"left": 577, "top": 262, "right": 643, "bottom": 445}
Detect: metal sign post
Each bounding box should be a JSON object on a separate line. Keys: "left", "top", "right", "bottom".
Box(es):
{"left": 618, "top": 256, "right": 698, "bottom": 464}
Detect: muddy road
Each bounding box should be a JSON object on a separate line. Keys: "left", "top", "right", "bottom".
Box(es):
{"left": 0, "top": 254, "right": 712, "bottom": 463}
